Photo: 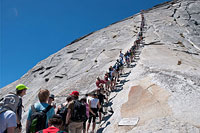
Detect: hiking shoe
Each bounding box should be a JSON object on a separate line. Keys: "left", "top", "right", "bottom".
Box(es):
{"left": 103, "top": 112, "right": 107, "bottom": 115}
{"left": 108, "top": 110, "right": 114, "bottom": 114}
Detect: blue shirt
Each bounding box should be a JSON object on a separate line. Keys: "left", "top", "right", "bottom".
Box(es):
{"left": 27, "top": 102, "right": 55, "bottom": 127}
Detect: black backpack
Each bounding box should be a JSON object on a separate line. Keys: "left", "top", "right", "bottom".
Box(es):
{"left": 57, "top": 104, "right": 68, "bottom": 124}
{"left": 27, "top": 105, "right": 52, "bottom": 133}
{"left": 71, "top": 100, "right": 87, "bottom": 122}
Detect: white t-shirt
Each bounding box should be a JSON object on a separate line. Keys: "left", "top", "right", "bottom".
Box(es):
{"left": 87, "top": 96, "right": 93, "bottom": 104}
{"left": 0, "top": 110, "right": 17, "bottom": 133}
{"left": 90, "top": 98, "right": 99, "bottom": 108}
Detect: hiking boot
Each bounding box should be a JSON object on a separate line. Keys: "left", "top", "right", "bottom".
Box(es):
{"left": 103, "top": 112, "right": 107, "bottom": 115}
{"left": 108, "top": 110, "right": 114, "bottom": 114}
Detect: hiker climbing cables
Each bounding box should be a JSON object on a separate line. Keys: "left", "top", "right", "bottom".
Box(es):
{"left": 0, "top": 84, "right": 30, "bottom": 133}
{"left": 87, "top": 94, "right": 101, "bottom": 133}
{"left": 0, "top": 9, "right": 145, "bottom": 133}
{"left": 26, "top": 89, "right": 55, "bottom": 133}
{"left": 56, "top": 95, "right": 73, "bottom": 131}
{"left": 65, "top": 91, "right": 87, "bottom": 133}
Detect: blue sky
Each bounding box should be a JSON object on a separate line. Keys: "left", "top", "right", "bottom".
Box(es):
{"left": 1, "top": 0, "right": 169, "bottom": 88}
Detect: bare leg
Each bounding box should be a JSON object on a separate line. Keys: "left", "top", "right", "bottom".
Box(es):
{"left": 92, "top": 122, "right": 96, "bottom": 132}
{"left": 87, "top": 122, "right": 90, "bottom": 133}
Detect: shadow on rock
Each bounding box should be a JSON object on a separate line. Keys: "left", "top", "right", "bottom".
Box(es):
{"left": 109, "top": 94, "right": 117, "bottom": 102}
{"left": 116, "top": 84, "right": 123, "bottom": 88}
{"left": 113, "top": 87, "right": 123, "bottom": 93}
{"left": 121, "top": 71, "right": 131, "bottom": 77}
{"left": 120, "top": 79, "right": 130, "bottom": 85}
{"left": 97, "top": 118, "right": 112, "bottom": 133}
{"left": 127, "top": 64, "right": 136, "bottom": 68}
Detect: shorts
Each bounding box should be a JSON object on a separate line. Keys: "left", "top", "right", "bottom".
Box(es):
{"left": 99, "top": 107, "right": 103, "bottom": 113}
{"left": 88, "top": 108, "right": 98, "bottom": 123}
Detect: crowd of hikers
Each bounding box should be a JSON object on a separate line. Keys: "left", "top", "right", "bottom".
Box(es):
{"left": 0, "top": 12, "right": 145, "bottom": 133}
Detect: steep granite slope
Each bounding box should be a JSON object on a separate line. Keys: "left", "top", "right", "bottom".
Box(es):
{"left": 1, "top": 0, "right": 200, "bottom": 132}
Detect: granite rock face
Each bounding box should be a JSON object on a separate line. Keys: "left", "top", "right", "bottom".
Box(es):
{"left": 1, "top": 0, "right": 200, "bottom": 132}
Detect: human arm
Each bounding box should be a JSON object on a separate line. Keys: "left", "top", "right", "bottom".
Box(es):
{"left": 88, "top": 101, "right": 96, "bottom": 116}
{"left": 97, "top": 101, "right": 101, "bottom": 109}
{"left": 65, "top": 108, "right": 71, "bottom": 125}
{"left": 26, "top": 105, "right": 32, "bottom": 132}
{"left": 65, "top": 102, "right": 73, "bottom": 125}
{"left": 56, "top": 105, "right": 61, "bottom": 114}
{"left": 26, "top": 120, "right": 30, "bottom": 132}
{"left": 7, "top": 127, "right": 15, "bottom": 133}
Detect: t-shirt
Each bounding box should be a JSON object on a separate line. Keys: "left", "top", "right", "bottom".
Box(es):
{"left": 17, "top": 96, "right": 22, "bottom": 121}
{"left": 97, "top": 94, "right": 106, "bottom": 105}
{"left": 85, "top": 103, "right": 89, "bottom": 118}
{"left": 104, "top": 75, "right": 109, "bottom": 81}
{"left": 90, "top": 98, "right": 99, "bottom": 108}
{"left": 67, "top": 100, "right": 74, "bottom": 122}
{"left": 96, "top": 80, "right": 105, "bottom": 88}
{"left": 0, "top": 110, "right": 17, "bottom": 133}
{"left": 120, "top": 53, "right": 124, "bottom": 59}
{"left": 36, "top": 126, "right": 67, "bottom": 133}
{"left": 87, "top": 96, "right": 93, "bottom": 104}
{"left": 27, "top": 102, "right": 55, "bottom": 127}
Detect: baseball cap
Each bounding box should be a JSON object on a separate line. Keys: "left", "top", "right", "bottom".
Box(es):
{"left": 16, "top": 84, "right": 30, "bottom": 90}
{"left": 69, "top": 91, "right": 79, "bottom": 96}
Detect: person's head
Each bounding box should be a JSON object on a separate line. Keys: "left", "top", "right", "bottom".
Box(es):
{"left": 109, "top": 66, "right": 113, "bottom": 71}
{"left": 66, "top": 95, "right": 73, "bottom": 102}
{"left": 96, "top": 90, "right": 100, "bottom": 94}
{"left": 48, "top": 114, "right": 63, "bottom": 128}
{"left": 105, "top": 72, "right": 109, "bottom": 76}
{"left": 97, "top": 77, "right": 100, "bottom": 81}
{"left": 92, "top": 94, "right": 97, "bottom": 98}
{"left": 69, "top": 91, "right": 79, "bottom": 100}
{"left": 38, "top": 89, "right": 50, "bottom": 103}
{"left": 48, "top": 94, "right": 55, "bottom": 104}
{"left": 80, "top": 97, "right": 87, "bottom": 104}
{"left": 16, "top": 84, "right": 30, "bottom": 97}
{"left": 99, "top": 83, "right": 103, "bottom": 88}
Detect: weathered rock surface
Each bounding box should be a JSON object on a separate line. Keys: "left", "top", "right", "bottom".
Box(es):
{"left": 1, "top": 0, "right": 200, "bottom": 132}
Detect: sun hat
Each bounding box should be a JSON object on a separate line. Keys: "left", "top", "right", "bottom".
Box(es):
{"left": 69, "top": 91, "right": 79, "bottom": 96}
{"left": 16, "top": 84, "right": 30, "bottom": 91}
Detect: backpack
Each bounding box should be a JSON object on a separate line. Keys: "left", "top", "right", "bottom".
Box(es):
{"left": 27, "top": 105, "right": 52, "bottom": 133}
{"left": 0, "top": 92, "right": 19, "bottom": 113}
{"left": 57, "top": 104, "right": 68, "bottom": 124}
{"left": 71, "top": 100, "right": 87, "bottom": 122}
